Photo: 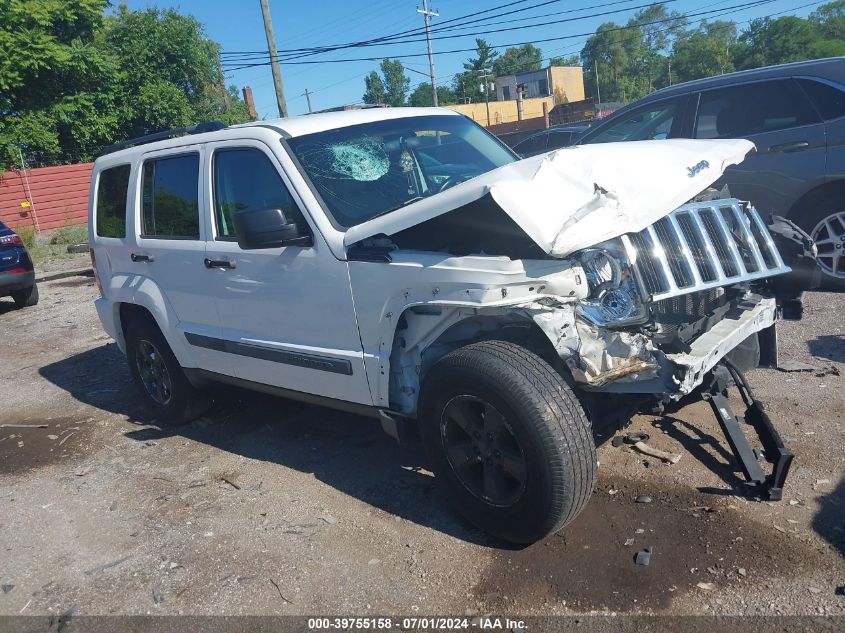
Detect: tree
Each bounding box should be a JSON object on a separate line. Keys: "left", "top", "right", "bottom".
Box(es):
{"left": 381, "top": 59, "right": 410, "bottom": 107}
{"left": 548, "top": 54, "right": 580, "bottom": 67}
{"left": 363, "top": 71, "right": 386, "bottom": 105}
{"left": 453, "top": 39, "right": 498, "bottom": 103}
{"left": 731, "top": 16, "right": 845, "bottom": 70}
{"left": 672, "top": 33, "right": 734, "bottom": 83}
{"left": 492, "top": 44, "right": 542, "bottom": 77}
{"left": 408, "top": 83, "right": 457, "bottom": 107}
{"left": 810, "top": 0, "right": 845, "bottom": 39}
{"left": 0, "top": 1, "right": 253, "bottom": 168}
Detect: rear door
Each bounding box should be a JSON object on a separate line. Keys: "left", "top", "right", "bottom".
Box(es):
{"left": 692, "top": 78, "right": 826, "bottom": 217}
{"left": 131, "top": 147, "right": 233, "bottom": 374}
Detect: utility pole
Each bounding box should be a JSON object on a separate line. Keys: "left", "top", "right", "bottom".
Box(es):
{"left": 594, "top": 62, "right": 601, "bottom": 111}
{"left": 303, "top": 88, "right": 313, "bottom": 114}
{"left": 480, "top": 71, "right": 493, "bottom": 127}
{"left": 668, "top": 60, "right": 672, "bottom": 86}
{"left": 259, "top": 0, "right": 288, "bottom": 118}
{"left": 417, "top": 1, "right": 439, "bottom": 106}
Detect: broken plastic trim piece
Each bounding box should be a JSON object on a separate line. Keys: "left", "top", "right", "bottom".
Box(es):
{"left": 702, "top": 359, "right": 794, "bottom": 501}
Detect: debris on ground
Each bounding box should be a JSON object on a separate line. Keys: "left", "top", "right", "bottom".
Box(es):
{"left": 83, "top": 555, "right": 131, "bottom": 576}
{"left": 737, "top": 568, "right": 747, "bottom": 577}
{"left": 152, "top": 585, "right": 164, "bottom": 605}
{"left": 696, "top": 582, "right": 715, "bottom": 591}
{"left": 612, "top": 432, "right": 650, "bottom": 447}
{"left": 318, "top": 512, "right": 338, "bottom": 525}
{"left": 815, "top": 365, "right": 841, "bottom": 378}
{"left": 269, "top": 578, "right": 293, "bottom": 604}
{"left": 776, "top": 360, "right": 817, "bottom": 372}
{"left": 631, "top": 441, "right": 682, "bottom": 465}
{"left": 0, "top": 424, "right": 48, "bottom": 429}
{"left": 219, "top": 473, "right": 241, "bottom": 490}
{"left": 1, "top": 584, "right": 13, "bottom": 594}
{"left": 635, "top": 495, "right": 652, "bottom": 504}
{"left": 634, "top": 547, "right": 653, "bottom": 566}
{"left": 835, "top": 586, "right": 845, "bottom": 597}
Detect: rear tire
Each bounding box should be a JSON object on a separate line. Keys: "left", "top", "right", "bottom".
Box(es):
{"left": 418, "top": 340, "right": 596, "bottom": 544}
{"left": 11, "top": 283, "right": 38, "bottom": 308}
{"left": 124, "top": 314, "right": 210, "bottom": 425}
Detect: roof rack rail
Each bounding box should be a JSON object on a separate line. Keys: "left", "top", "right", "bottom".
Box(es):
{"left": 100, "top": 120, "right": 227, "bottom": 156}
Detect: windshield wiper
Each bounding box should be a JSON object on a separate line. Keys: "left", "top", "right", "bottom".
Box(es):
{"left": 368, "top": 196, "right": 425, "bottom": 221}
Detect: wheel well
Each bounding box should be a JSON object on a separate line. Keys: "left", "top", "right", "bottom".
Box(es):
{"left": 388, "top": 308, "right": 562, "bottom": 415}
{"left": 118, "top": 302, "right": 159, "bottom": 340}
{"left": 787, "top": 180, "right": 845, "bottom": 227}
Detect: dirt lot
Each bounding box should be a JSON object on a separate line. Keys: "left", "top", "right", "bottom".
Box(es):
{"left": 0, "top": 274, "right": 843, "bottom": 617}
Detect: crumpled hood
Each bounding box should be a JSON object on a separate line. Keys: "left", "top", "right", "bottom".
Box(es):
{"left": 343, "top": 138, "right": 755, "bottom": 257}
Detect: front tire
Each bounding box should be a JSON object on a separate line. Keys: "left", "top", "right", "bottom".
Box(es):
{"left": 418, "top": 340, "right": 596, "bottom": 544}
{"left": 11, "top": 283, "right": 38, "bottom": 308}
{"left": 124, "top": 315, "right": 210, "bottom": 425}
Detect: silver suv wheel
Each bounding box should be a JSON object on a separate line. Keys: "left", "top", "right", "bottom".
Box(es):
{"left": 811, "top": 211, "right": 845, "bottom": 279}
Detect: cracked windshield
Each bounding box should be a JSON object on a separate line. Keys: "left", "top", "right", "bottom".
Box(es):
{"left": 286, "top": 114, "right": 515, "bottom": 227}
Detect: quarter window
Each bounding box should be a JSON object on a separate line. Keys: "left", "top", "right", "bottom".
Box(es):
{"left": 796, "top": 78, "right": 845, "bottom": 121}
{"left": 95, "top": 164, "right": 130, "bottom": 238}
{"left": 212, "top": 148, "right": 307, "bottom": 239}
{"left": 694, "top": 80, "right": 818, "bottom": 139}
{"left": 141, "top": 154, "right": 200, "bottom": 239}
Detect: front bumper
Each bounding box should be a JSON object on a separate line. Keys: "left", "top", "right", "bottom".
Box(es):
{"left": 0, "top": 270, "right": 35, "bottom": 295}
{"left": 570, "top": 294, "right": 778, "bottom": 396}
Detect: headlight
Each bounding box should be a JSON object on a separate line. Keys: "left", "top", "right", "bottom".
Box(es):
{"left": 576, "top": 243, "right": 649, "bottom": 327}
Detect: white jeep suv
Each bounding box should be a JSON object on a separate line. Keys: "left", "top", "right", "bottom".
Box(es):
{"left": 88, "top": 108, "right": 804, "bottom": 543}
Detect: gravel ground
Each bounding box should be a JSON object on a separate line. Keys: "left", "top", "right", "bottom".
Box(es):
{"left": 0, "top": 275, "right": 842, "bottom": 617}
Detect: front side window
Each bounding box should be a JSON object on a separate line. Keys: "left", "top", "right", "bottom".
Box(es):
{"left": 286, "top": 114, "right": 515, "bottom": 228}
{"left": 141, "top": 154, "right": 200, "bottom": 239}
{"left": 212, "top": 148, "right": 307, "bottom": 239}
{"left": 95, "top": 164, "right": 131, "bottom": 238}
{"left": 585, "top": 98, "right": 682, "bottom": 144}
{"left": 694, "top": 80, "right": 819, "bottom": 139}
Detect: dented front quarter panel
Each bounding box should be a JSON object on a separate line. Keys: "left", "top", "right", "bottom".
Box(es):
{"left": 347, "top": 253, "right": 587, "bottom": 412}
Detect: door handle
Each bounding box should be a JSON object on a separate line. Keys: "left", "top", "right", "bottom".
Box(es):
{"left": 770, "top": 141, "right": 810, "bottom": 153}
{"left": 130, "top": 253, "right": 154, "bottom": 263}
{"left": 204, "top": 258, "right": 235, "bottom": 269}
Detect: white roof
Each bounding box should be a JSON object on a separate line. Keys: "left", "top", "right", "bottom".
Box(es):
{"left": 236, "top": 106, "right": 461, "bottom": 138}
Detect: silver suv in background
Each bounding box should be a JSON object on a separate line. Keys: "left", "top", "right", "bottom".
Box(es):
{"left": 578, "top": 57, "right": 845, "bottom": 287}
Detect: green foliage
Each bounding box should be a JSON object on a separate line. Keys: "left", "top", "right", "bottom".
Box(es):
{"left": 362, "top": 60, "right": 409, "bottom": 106}
{"left": 14, "top": 224, "right": 37, "bottom": 250}
{"left": 381, "top": 59, "right": 410, "bottom": 107}
{"left": 492, "top": 44, "right": 542, "bottom": 77}
{"left": 407, "top": 83, "right": 457, "bottom": 107}
{"left": 363, "top": 71, "right": 386, "bottom": 105}
{"left": 672, "top": 33, "right": 734, "bottom": 83}
{"left": 732, "top": 15, "right": 845, "bottom": 70}
{"left": 48, "top": 224, "right": 87, "bottom": 245}
{"left": 0, "top": 0, "right": 254, "bottom": 169}
{"left": 549, "top": 54, "right": 580, "bottom": 67}
{"left": 451, "top": 39, "right": 499, "bottom": 103}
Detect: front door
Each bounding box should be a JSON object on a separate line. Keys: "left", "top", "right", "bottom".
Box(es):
{"left": 200, "top": 140, "right": 372, "bottom": 405}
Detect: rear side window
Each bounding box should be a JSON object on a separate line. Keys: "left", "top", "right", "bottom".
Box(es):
{"left": 95, "top": 164, "right": 131, "bottom": 238}
{"left": 796, "top": 78, "right": 845, "bottom": 121}
{"left": 141, "top": 154, "right": 200, "bottom": 239}
{"left": 212, "top": 148, "right": 307, "bottom": 239}
{"left": 695, "top": 80, "right": 819, "bottom": 139}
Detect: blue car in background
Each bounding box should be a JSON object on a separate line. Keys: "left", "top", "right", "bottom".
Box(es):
{"left": 0, "top": 220, "right": 39, "bottom": 309}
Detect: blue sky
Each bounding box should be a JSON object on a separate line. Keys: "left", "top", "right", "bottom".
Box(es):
{"left": 120, "top": 0, "right": 822, "bottom": 118}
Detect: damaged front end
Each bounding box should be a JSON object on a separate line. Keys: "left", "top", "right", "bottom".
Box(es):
{"left": 532, "top": 197, "right": 792, "bottom": 397}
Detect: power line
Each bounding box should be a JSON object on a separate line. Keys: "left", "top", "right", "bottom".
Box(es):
{"left": 222, "top": 0, "right": 778, "bottom": 70}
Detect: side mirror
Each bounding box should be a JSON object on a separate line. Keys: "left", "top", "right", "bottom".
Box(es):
{"left": 232, "top": 207, "right": 312, "bottom": 250}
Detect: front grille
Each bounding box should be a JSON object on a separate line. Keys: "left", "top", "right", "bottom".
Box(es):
{"left": 622, "top": 199, "right": 790, "bottom": 301}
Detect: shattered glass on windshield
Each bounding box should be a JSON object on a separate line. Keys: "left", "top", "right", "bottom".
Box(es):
{"left": 286, "top": 115, "right": 515, "bottom": 228}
